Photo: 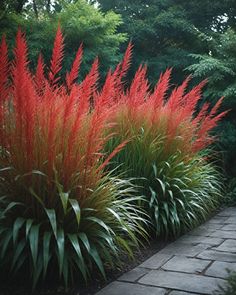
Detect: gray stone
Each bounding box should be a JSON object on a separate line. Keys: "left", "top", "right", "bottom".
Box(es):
{"left": 221, "top": 224, "right": 236, "bottom": 231}
{"left": 213, "top": 239, "right": 236, "bottom": 253}
{"left": 159, "top": 242, "right": 209, "bottom": 257}
{"left": 162, "top": 256, "right": 210, "bottom": 274}
{"left": 217, "top": 207, "right": 236, "bottom": 217}
{"left": 210, "top": 230, "right": 236, "bottom": 239}
{"left": 206, "top": 216, "right": 228, "bottom": 224}
{"left": 217, "top": 209, "right": 236, "bottom": 217}
{"left": 169, "top": 292, "right": 199, "bottom": 295}
{"left": 139, "top": 253, "right": 172, "bottom": 269}
{"left": 188, "top": 227, "right": 214, "bottom": 237}
{"left": 197, "top": 249, "right": 236, "bottom": 262}
{"left": 200, "top": 222, "right": 224, "bottom": 230}
{"left": 178, "top": 235, "right": 224, "bottom": 246}
{"left": 205, "top": 261, "right": 236, "bottom": 278}
{"left": 118, "top": 267, "right": 150, "bottom": 282}
{"left": 96, "top": 281, "right": 166, "bottom": 295}
{"left": 225, "top": 217, "right": 236, "bottom": 224}
{"left": 139, "top": 270, "right": 226, "bottom": 295}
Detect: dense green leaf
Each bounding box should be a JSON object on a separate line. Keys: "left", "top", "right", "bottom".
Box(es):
{"left": 29, "top": 224, "right": 40, "bottom": 269}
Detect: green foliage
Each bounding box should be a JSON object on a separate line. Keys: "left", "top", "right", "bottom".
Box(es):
{"left": 225, "top": 178, "right": 236, "bottom": 206}
{"left": 98, "top": 0, "right": 236, "bottom": 84}
{"left": 186, "top": 29, "right": 236, "bottom": 109}
{"left": 148, "top": 154, "right": 222, "bottom": 237}
{"left": 102, "top": 64, "right": 225, "bottom": 238}
{"left": 58, "top": 0, "right": 126, "bottom": 78}
{"left": 0, "top": 0, "right": 126, "bottom": 78}
{"left": 186, "top": 29, "right": 236, "bottom": 177}
{"left": 215, "top": 121, "right": 236, "bottom": 177}
{"left": 0, "top": 169, "right": 147, "bottom": 288}
{"left": 215, "top": 272, "right": 236, "bottom": 295}
{"left": 107, "top": 131, "right": 222, "bottom": 237}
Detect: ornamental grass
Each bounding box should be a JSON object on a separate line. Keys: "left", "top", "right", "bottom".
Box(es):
{"left": 0, "top": 27, "right": 147, "bottom": 288}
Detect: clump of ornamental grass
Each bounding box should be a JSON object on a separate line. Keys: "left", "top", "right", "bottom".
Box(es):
{"left": 0, "top": 28, "right": 148, "bottom": 288}
{"left": 101, "top": 49, "right": 226, "bottom": 237}
{"left": 148, "top": 152, "right": 222, "bottom": 237}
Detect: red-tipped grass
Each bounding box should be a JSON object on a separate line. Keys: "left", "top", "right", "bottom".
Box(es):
{"left": 101, "top": 51, "right": 225, "bottom": 239}
{"left": 66, "top": 44, "right": 83, "bottom": 91}
{"left": 0, "top": 28, "right": 150, "bottom": 287}
{"left": 0, "top": 25, "right": 227, "bottom": 285}
{"left": 103, "top": 64, "right": 226, "bottom": 156}
{"left": 0, "top": 28, "right": 123, "bottom": 196}
{"left": 0, "top": 35, "right": 9, "bottom": 140}
{"left": 112, "top": 42, "right": 133, "bottom": 92}
{"left": 49, "top": 25, "right": 64, "bottom": 86}
{"left": 0, "top": 34, "right": 9, "bottom": 102}
{"left": 0, "top": 26, "right": 226, "bottom": 190}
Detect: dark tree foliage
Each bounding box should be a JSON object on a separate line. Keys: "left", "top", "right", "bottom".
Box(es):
{"left": 98, "top": 0, "right": 236, "bottom": 83}
{"left": 187, "top": 29, "right": 236, "bottom": 176}
{"left": 98, "top": 0, "right": 205, "bottom": 84}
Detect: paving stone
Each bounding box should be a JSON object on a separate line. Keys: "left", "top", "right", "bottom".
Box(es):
{"left": 178, "top": 235, "right": 224, "bottom": 246}
{"left": 225, "top": 217, "right": 236, "bottom": 224}
{"left": 162, "top": 256, "right": 210, "bottom": 274}
{"left": 96, "top": 281, "right": 166, "bottom": 295}
{"left": 188, "top": 227, "right": 215, "bottom": 237}
{"left": 169, "top": 292, "right": 199, "bottom": 295}
{"left": 210, "top": 230, "right": 236, "bottom": 239}
{"left": 139, "top": 270, "right": 226, "bottom": 295}
{"left": 197, "top": 249, "right": 236, "bottom": 262}
{"left": 199, "top": 222, "right": 224, "bottom": 230}
{"left": 206, "top": 216, "right": 228, "bottom": 224}
{"left": 205, "top": 261, "right": 236, "bottom": 278}
{"left": 159, "top": 242, "right": 209, "bottom": 257}
{"left": 217, "top": 207, "right": 236, "bottom": 217}
{"left": 213, "top": 239, "right": 236, "bottom": 253}
{"left": 139, "top": 253, "right": 172, "bottom": 269}
{"left": 221, "top": 224, "right": 236, "bottom": 231}
{"left": 118, "top": 267, "right": 150, "bottom": 282}
{"left": 96, "top": 209, "right": 236, "bottom": 295}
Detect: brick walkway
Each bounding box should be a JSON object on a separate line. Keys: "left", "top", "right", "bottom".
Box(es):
{"left": 96, "top": 207, "right": 236, "bottom": 295}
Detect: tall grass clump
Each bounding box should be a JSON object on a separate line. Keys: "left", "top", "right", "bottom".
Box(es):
{"left": 100, "top": 47, "right": 226, "bottom": 237}
{"left": 0, "top": 28, "right": 147, "bottom": 288}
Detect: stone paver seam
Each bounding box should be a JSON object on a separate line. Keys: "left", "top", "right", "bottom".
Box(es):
{"left": 190, "top": 245, "right": 211, "bottom": 259}
{"left": 135, "top": 279, "right": 169, "bottom": 290}
{"left": 154, "top": 267, "right": 211, "bottom": 277}
{"left": 117, "top": 255, "right": 175, "bottom": 283}
{"left": 134, "top": 279, "right": 203, "bottom": 295}
{"left": 210, "top": 231, "right": 236, "bottom": 240}
{"left": 137, "top": 277, "right": 211, "bottom": 295}
{"left": 208, "top": 237, "right": 227, "bottom": 250}
{"left": 117, "top": 267, "right": 151, "bottom": 283}
{"left": 167, "top": 290, "right": 205, "bottom": 295}
{"left": 201, "top": 259, "right": 215, "bottom": 275}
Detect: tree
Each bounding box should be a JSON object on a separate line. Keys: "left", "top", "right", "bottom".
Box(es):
{"left": 98, "top": 0, "right": 236, "bottom": 84}
{"left": 186, "top": 29, "right": 236, "bottom": 176}
{"left": 0, "top": 0, "right": 126, "bottom": 79}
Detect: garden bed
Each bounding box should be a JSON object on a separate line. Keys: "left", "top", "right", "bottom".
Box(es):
{"left": 0, "top": 239, "right": 169, "bottom": 295}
